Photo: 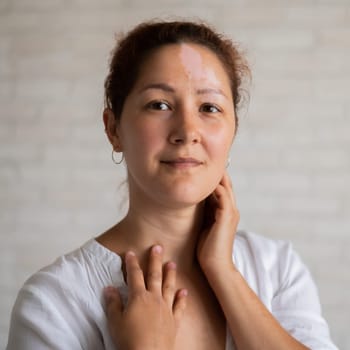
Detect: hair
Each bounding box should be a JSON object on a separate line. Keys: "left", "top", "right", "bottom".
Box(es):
{"left": 104, "top": 19, "right": 250, "bottom": 132}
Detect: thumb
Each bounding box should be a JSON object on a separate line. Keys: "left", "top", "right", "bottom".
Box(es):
{"left": 104, "top": 286, "right": 123, "bottom": 325}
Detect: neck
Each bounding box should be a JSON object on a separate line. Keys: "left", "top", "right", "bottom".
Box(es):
{"left": 116, "top": 198, "right": 205, "bottom": 273}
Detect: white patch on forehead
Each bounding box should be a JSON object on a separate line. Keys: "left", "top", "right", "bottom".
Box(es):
{"left": 177, "top": 43, "right": 227, "bottom": 89}
{"left": 178, "top": 44, "right": 205, "bottom": 79}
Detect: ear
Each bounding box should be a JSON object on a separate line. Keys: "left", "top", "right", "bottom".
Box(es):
{"left": 103, "top": 108, "right": 122, "bottom": 151}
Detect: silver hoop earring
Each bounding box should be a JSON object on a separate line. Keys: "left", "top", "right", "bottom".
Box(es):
{"left": 226, "top": 158, "right": 231, "bottom": 168}
{"left": 112, "top": 150, "right": 124, "bottom": 165}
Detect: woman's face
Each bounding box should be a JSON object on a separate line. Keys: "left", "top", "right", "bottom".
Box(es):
{"left": 116, "top": 43, "right": 236, "bottom": 208}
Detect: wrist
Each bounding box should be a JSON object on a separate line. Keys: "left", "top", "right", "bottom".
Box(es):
{"left": 201, "top": 259, "right": 238, "bottom": 282}
{"left": 203, "top": 263, "right": 242, "bottom": 300}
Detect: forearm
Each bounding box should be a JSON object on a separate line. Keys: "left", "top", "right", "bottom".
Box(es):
{"left": 205, "top": 265, "right": 309, "bottom": 350}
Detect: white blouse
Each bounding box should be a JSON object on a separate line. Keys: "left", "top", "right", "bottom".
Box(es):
{"left": 7, "top": 230, "right": 338, "bottom": 350}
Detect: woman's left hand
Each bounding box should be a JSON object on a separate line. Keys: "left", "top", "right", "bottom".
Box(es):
{"left": 197, "top": 172, "right": 240, "bottom": 277}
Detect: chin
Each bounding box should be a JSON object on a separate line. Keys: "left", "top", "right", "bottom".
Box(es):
{"left": 130, "top": 173, "right": 218, "bottom": 209}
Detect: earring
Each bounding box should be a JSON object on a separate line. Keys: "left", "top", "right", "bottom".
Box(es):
{"left": 112, "top": 149, "right": 124, "bottom": 164}
{"left": 226, "top": 158, "right": 231, "bottom": 168}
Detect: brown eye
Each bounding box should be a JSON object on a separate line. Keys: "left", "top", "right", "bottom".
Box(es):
{"left": 147, "top": 101, "right": 170, "bottom": 111}
{"left": 200, "top": 103, "right": 221, "bottom": 113}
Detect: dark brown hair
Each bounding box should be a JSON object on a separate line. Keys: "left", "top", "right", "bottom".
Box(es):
{"left": 104, "top": 20, "right": 250, "bottom": 131}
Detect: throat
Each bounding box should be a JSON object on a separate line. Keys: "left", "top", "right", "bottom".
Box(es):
{"left": 96, "top": 204, "right": 205, "bottom": 274}
{"left": 127, "top": 202, "right": 203, "bottom": 252}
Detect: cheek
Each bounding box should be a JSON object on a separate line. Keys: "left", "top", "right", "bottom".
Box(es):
{"left": 122, "top": 122, "right": 164, "bottom": 158}
{"left": 206, "top": 126, "right": 233, "bottom": 161}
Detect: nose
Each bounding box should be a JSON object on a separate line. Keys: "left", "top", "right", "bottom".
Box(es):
{"left": 168, "top": 108, "right": 201, "bottom": 145}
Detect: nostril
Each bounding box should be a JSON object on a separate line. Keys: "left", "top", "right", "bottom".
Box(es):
{"left": 172, "top": 138, "right": 183, "bottom": 144}
{"left": 169, "top": 130, "right": 200, "bottom": 145}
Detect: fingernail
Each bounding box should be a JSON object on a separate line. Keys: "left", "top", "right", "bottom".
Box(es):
{"left": 126, "top": 251, "right": 135, "bottom": 258}
{"left": 168, "top": 261, "right": 176, "bottom": 269}
{"left": 181, "top": 289, "right": 188, "bottom": 297}
{"left": 153, "top": 245, "right": 162, "bottom": 254}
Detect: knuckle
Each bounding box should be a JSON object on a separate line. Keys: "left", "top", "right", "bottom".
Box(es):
{"left": 163, "top": 283, "right": 175, "bottom": 293}
{"left": 148, "top": 270, "right": 161, "bottom": 280}
{"left": 131, "top": 264, "right": 142, "bottom": 272}
{"left": 130, "top": 265, "right": 143, "bottom": 276}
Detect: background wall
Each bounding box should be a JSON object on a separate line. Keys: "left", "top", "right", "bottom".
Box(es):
{"left": 1, "top": 0, "right": 349, "bottom": 348}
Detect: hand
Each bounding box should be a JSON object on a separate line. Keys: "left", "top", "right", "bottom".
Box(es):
{"left": 197, "top": 172, "right": 240, "bottom": 276}
{"left": 104, "top": 245, "right": 188, "bottom": 350}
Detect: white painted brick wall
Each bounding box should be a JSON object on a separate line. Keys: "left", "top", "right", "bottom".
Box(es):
{"left": 1, "top": 1, "right": 349, "bottom": 348}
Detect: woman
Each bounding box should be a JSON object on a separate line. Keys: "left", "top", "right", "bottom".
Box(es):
{"left": 7, "top": 20, "right": 337, "bottom": 349}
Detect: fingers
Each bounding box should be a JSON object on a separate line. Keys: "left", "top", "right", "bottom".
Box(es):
{"left": 222, "top": 172, "right": 238, "bottom": 208}
{"left": 104, "top": 286, "right": 123, "bottom": 326}
{"left": 173, "top": 288, "right": 188, "bottom": 326}
{"left": 162, "top": 261, "right": 177, "bottom": 306}
{"left": 146, "top": 245, "right": 163, "bottom": 293}
{"left": 164, "top": 264, "right": 188, "bottom": 324}
{"left": 223, "top": 172, "right": 240, "bottom": 220}
{"left": 217, "top": 172, "right": 238, "bottom": 210}
{"left": 211, "top": 173, "right": 239, "bottom": 227}
{"left": 125, "top": 251, "right": 145, "bottom": 293}
{"left": 124, "top": 247, "right": 188, "bottom": 318}
{"left": 125, "top": 247, "right": 176, "bottom": 297}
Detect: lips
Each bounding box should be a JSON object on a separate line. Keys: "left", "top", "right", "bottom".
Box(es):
{"left": 160, "top": 157, "right": 203, "bottom": 168}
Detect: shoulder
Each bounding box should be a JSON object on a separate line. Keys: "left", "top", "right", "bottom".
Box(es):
{"left": 11, "top": 240, "right": 101, "bottom": 326}
{"left": 22, "top": 240, "right": 100, "bottom": 298}
{"left": 233, "top": 230, "right": 316, "bottom": 306}
{"left": 235, "top": 229, "right": 290, "bottom": 251}
{"left": 7, "top": 239, "right": 122, "bottom": 349}
{"left": 235, "top": 231, "right": 338, "bottom": 349}
{"left": 21, "top": 238, "right": 122, "bottom": 296}
{"left": 234, "top": 230, "right": 296, "bottom": 273}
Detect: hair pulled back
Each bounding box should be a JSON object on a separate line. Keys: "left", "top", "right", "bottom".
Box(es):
{"left": 104, "top": 20, "right": 250, "bottom": 130}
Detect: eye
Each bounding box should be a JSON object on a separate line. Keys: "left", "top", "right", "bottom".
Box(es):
{"left": 147, "top": 100, "right": 171, "bottom": 111}
{"left": 200, "top": 103, "right": 221, "bottom": 113}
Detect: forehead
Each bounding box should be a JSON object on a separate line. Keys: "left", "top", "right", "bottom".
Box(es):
{"left": 135, "top": 43, "right": 231, "bottom": 92}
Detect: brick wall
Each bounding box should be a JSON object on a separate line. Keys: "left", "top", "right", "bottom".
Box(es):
{"left": 1, "top": 1, "right": 349, "bottom": 348}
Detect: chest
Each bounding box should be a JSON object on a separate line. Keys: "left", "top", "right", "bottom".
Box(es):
{"left": 173, "top": 275, "right": 228, "bottom": 350}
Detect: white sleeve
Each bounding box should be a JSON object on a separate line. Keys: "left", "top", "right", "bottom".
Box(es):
{"left": 271, "top": 242, "right": 338, "bottom": 350}
{"left": 6, "top": 270, "right": 103, "bottom": 350}
{"left": 7, "top": 285, "right": 81, "bottom": 349}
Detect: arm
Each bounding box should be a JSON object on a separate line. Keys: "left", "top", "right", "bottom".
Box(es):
{"left": 204, "top": 262, "right": 309, "bottom": 350}
{"left": 197, "top": 172, "right": 310, "bottom": 350}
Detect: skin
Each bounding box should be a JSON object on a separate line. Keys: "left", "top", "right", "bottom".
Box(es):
{"left": 117, "top": 43, "right": 234, "bottom": 210}
{"left": 102, "top": 43, "right": 235, "bottom": 272}
{"left": 104, "top": 247, "right": 188, "bottom": 350}
{"left": 102, "top": 43, "right": 309, "bottom": 349}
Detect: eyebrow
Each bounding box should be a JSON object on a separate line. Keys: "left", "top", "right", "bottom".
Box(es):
{"left": 196, "top": 87, "right": 228, "bottom": 99}
{"left": 138, "top": 83, "right": 175, "bottom": 93}
{"left": 138, "top": 83, "right": 228, "bottom": 99}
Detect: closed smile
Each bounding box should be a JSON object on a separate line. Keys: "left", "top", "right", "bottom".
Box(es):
{"left": 160, "top": 157, "right": 203, "bottom": 168}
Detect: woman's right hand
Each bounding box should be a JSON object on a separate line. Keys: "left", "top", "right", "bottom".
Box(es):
{"left": 104, "top": 245, "right": 188, "bottom": 350}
